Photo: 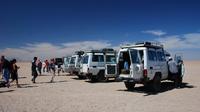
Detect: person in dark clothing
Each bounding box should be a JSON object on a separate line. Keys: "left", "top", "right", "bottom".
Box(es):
{"left": 0, "top": 60, "right": 2, "bottom": 79}
{"left": 1, "top": 56, "right": 11, "bottom": 87}
{"left": 37, "top": 60, "right": 42, "bottom": 75}
{"left": 31, "top": 57, "right": 38, "bottom": 83}
{"left": 9, "top": 59, "right": 20, "bottom": 87}
{"left": 50, "top": 59, "right": 56, "bottom": 83}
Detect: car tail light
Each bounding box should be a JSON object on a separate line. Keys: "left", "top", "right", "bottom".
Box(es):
{"left": 143, "top": 69, "right": 148, "bottom": 77}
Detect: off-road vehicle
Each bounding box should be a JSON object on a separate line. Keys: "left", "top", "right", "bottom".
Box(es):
{"left": 79, "top": 48, "right": 117, "bottom": 82}
{"left": 118, "top": 42, "right": 184, "bottom": 92}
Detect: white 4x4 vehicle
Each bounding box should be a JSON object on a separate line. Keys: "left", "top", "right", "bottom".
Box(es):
{"left": 63, "top": 56, "right": 70, "bottom": 73}
{"left": 118, "top": 42, "right": 183, "bottom": 92}
{"left": 66, "top": 51, "right": 84, "bottom": 76}
{"left": 79, "top": 48, "right": 117, "bottom": 82}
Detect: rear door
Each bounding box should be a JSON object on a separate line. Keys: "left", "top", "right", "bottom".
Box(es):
{"left": 156, "top": 49, "right": 168, "bottom": 79}
{"left": 129, "top": 49, "right": 143, "bottom": 79}
{"left": 147, "top": 48, "right": 158, "bottom": 80}
{"left": 105, "top": 54, "right": 117, "bottom": 77}
{"left": 63, "top": 57, "right": 69, "bottom": 72}
{"left": 82, "top": 55, "right": 89, "bottom": 73}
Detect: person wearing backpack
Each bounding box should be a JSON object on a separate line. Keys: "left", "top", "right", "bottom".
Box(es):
{"left": 1, "top": 56, "right": 11, "bottom": 87}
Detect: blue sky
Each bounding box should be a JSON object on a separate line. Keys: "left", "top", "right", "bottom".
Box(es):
{"left": 0, "top": 0, "right": 200, "bottom": 60}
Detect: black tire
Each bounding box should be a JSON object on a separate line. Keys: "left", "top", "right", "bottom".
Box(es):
{"left": 152, "top": 75, "right": 161, "bottom": 92}
{"left": 124, "top": 82, "right": 135, "bottom": 90}
{"left": 90, "top": 76, "right": 97, "bottom": 82}
{"left": 96, "top": 70, "right": 106, "bottom": 82}
{"left": 77, "top": 75, "right": 85, "bottom": 79}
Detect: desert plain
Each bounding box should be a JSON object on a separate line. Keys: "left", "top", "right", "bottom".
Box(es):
{"left": 0, "top": 61, "right": 199, "bottom": 112}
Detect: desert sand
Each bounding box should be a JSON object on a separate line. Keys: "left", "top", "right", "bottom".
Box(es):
{"left": 0, "top": 61, "right": 199, "bottom": 112}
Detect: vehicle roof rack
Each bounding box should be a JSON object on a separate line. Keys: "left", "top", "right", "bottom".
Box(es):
{"left": 101, "top": 48, "right": 115, "bottom": 53}
{"left": 86, "top": 50, "right": 102, "bottom": 53}
{"left": 121, "top": 41, "right": 163, "bottom": 48}
{"left": 86, "top": 48, "right": 115, "bottom": 53}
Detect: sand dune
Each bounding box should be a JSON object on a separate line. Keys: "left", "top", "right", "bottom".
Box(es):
{"left": 0, "top": 61, "right": 199, "bottom": 112}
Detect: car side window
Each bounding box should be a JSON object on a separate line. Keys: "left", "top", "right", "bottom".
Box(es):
{"left": 148, "top": 50, "right": 157, "bottom": 61}
{"left": 157, "top": 51, "right": 166, "bottom": 61}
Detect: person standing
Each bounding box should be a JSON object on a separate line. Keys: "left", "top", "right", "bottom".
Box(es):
{"left": 9, "top": 59, "right": 20, "bottom": 87}
{"left": 1, "top": 56, "right": 11, "bottom": 87}
{"left": 50, "top": 59, "right": 56, "bottom": 83}
{"left": 31, "top": 57, "right": 38, "bottom": 83}
{"left": 0, "top": 60, "right": 2, "bottom": 79}
{"left": 37, "top": 60, "right": 42, "bottom": 75}
{"left": 42, "top": 61, "right": 46, "bottom": 73}
{"left": 45, "top": 60, "right": 49, "bottom": 72}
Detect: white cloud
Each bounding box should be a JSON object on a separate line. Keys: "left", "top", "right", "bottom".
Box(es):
{"left": 0, "top": 41, "right": 114, "bottom": 61}
{"left": 155, "top": 33, "right": 200, "bottom": 49}
{"left": 142, "top": 30, "right": 167, "bottom": 36}
{"left": 155, "top": 33, "right": 200, "bottom": 60}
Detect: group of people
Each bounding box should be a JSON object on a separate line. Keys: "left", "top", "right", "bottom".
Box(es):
{"left": 0, "top": 55, "right": 63, "bottom": 88}
{"left": 0, "top": 56, "right": 20, "bottom": 88}
{"left": 31, "top": 57, "right": 61, "bottom": 83}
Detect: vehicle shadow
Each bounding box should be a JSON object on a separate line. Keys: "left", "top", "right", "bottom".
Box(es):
{"left": 85, "top": 80, "right": 117, "bottom": 83}
{"left": 72, "top": 77, "right": 87, "bottom": 80}
{"left": 117, "top": 82, "right": 195, "bottom": 96}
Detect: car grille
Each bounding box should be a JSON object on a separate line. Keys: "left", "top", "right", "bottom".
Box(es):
{"left": 107, "top": 65, "right": 116, "bottom": 74}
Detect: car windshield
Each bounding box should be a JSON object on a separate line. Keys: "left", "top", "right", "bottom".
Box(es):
{"left": 130, "top": 49, "right": 140, "bottom": 64}
{"left": 106, "top": 55, "right": 116, "bottom": 63}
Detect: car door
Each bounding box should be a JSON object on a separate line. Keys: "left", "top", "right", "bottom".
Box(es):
{"left": 105, "top": 54, "right": 117, "bottom": 77}
{"left": 82, "top": 55, "right": 89, "bottom": 73}
{"left": 147, "top": 48, "right": 158, "bottom": 80}
{"left": 129, "top": 49, "right": 143, "bottom": 79}
{"left": 157, "top": 49, "right": 168, "bottom": 79}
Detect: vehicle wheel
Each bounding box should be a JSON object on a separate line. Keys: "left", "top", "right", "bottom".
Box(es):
{"left": 90, "top": 76, "right": 97, "bottom": 82}
{"left": 124, "top": 82, "right": 135, "bottom": 90}
{"left": 152, "top": 75, "right": 161, "bottom": 92}
{"left": 97, "top": 70, "right": 106, "bottom": 81}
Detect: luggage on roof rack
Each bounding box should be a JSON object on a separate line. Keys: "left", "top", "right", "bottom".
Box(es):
{"left": 101, "top": 48, "right": 114, "bottom": 52}
{"left": 75, "top": 51, "right": 84, "bottom": 56}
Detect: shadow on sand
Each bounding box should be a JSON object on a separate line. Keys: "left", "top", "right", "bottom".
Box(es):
{"left": 117, "top": 82, "right": 195, "bottom": 96}
{"left": 18, "top": 76, "right": 27, "bottom": 79}
{"left": 72, "top": 77, "right": 87, "bottom": 80}
{"left": 18, "top": 83, "right": 38, "bottom": 88}
{"left": 0, "top": 90, "right": 14, "bottom": 93}
{"left": 36, "top": 80, "right": 68, "bottom": 84}
{"left": 84, "top": 79, "right": 117, "bottom": 83}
